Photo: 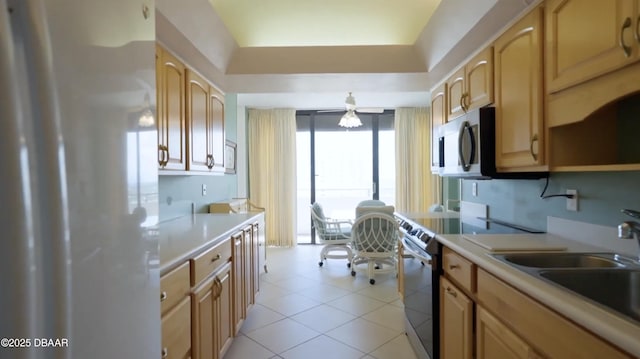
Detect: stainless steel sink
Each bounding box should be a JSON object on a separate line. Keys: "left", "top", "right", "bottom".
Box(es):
{"left": 490, "top": 252, "right": 640, "bottom": 324}
{"left": 493, "top": 252, "right": 628, "bottom": 269}
{"left": 539, "top": 269, "right": 640, "bottom": 322}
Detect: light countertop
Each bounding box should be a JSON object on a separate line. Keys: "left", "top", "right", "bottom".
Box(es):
{"left": 158, "top": 212, "right": 264, "bottom": 275}
{"left": 436, "top": 233, "right": 640, "bottom": 357}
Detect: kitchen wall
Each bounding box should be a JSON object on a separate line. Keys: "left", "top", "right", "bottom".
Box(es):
{"left": 461, "top": 172, "right": 640, "bottom": 231}
{"left": 159, "top": 94, "right": 238, "bottom": 215}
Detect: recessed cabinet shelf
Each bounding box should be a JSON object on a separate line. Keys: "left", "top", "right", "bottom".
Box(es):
{"left": 549, "top": 92, "right": 640, "bottom": 172}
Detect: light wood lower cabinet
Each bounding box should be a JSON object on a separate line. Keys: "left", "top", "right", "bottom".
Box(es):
{"left": 476, "top": 306, "right": 538, "bottom": 359}
{"left": 160, "top": 219, "right": 263, "bottom": 359}
{"left": 232, "top": 231, "right": 246, "bottom": 334}
{"left": 440, "top": 277, "right": 473, "bottom": 359}
{"left": 439, "top": 246, "right": 632, "bottom": 359}
{"left": 192, "top": 262, "right": 233, "bottom": 359}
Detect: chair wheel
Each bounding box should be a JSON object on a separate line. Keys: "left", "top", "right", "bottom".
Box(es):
{"left": 318, "top": 261, "right": 323, "bottom": 267}
{"left": 369, "top": 279, "right": 375, "bottom": 285}
{"left": 351, "top": 271, "right": 356, "bottom": 277}
{"left": 375, "top": 265, "right": 381, "bottom": 270}
{"left": 347, "top": 262, "right": 351, "bottom": 268}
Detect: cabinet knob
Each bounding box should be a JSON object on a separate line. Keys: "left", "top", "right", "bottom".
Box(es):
{"left": 161, "top": 347, "right": 168, "bottom": 358}
{"left": 620, "top": 17, "right": 632, "bottom": 58}
{"left": 160, "top": 291, "right": 167, "bottom": 302}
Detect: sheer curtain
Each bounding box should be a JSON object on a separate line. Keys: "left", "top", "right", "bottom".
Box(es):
{"left": 394, "top": 107, "right": 442, "bottom": 213}
{"left": 247, "top": 109, "right": 297, "bottom": 247}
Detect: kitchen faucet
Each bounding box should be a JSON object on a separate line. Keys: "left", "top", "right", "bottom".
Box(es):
{"left": 618, "top": 209, "right": 640, "bottom": 261}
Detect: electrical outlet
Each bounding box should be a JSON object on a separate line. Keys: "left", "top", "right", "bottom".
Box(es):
{"left": 202, "top": 184, "right": 207, "bottom": 196}
{"left": 472, "top": 182, "right": 478, "bottom": 197}
{"left": 566, "top": 189, "right": 578, "bottom": 211}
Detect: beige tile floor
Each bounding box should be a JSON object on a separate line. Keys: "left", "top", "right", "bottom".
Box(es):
{"left": 223, "top": 245, "right": 420, "bottom": 359}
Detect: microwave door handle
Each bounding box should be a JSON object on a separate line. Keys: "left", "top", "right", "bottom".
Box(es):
{"left": 458, "top": 121, "right": 475, "bottom": 171}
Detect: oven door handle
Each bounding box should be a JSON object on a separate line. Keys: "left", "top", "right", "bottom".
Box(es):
{"left": 402, "top": 238, "right": 432, "bottom": 264}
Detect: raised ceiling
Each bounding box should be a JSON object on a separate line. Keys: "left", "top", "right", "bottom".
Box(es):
{"left": 156, "top": 0, "right": 533, "bottom": 108}
{"left": 209, "top": 0, "right": 442, "bottom": 47}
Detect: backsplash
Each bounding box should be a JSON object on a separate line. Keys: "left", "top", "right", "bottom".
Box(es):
{"left": 461, "top": 171, "right": 640, "bottom": 231}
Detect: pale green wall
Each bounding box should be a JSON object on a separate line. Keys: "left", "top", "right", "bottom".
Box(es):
{"left": 461, "top": 171, "right": 640, "bottom": 231}
{"left": 158, "top": 94, "right": 238, "bottom": 215}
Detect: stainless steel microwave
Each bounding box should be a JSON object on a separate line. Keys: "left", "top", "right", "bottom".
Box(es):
{"left": 439, "top": 107, "right": 496, "bottom": 179}
{"left": 436, "top": 107, "right": 546, "bottom": 179}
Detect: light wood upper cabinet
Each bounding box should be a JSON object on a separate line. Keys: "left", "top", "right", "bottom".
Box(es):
{"left": 156, "top": 46, "right": 187, "bottom": 171}
{"left": 209, "top": 86, "right": 225, "bottom": 172}
{"left": 445, "top": 47, "right": 494, "bottom": 121}
{"left": 446, "top": 67, "right": 467, "bottom": 120}
{"left": 494, "top": 6, "right": 545, "bottom": 170}
{"left": 186, "top": 70, "right": 225, "bottom": 173}
{"left": 466, "top": 47, "right": 494, "bottom": 111}
{"left": 430, "top": 83, "right": 446, "bottom": 172}
{"left": 545, "top": 0, "right": 638, "bottom": 94}
{"left": 186, "top": 69, "right": 211, "bottom": 172}
{"left": 440, "top": 277, "right": 473, "bottom": 359}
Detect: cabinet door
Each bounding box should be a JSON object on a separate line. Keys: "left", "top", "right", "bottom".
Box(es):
{"left": 186, "top": 70, "right": 211, "bottom": 172}
{"left": 252, "top": 223, "right": 260, "bottom": 295}
{"left": 465, "top": 47, "right": 494, "bottom": 110}
{"left": 545, "top": 0, "right": 637, "bottom": 93}
{"left": 157, "top": 46, "right": 187, "bottom": 170}
{"left": 430, "top": 83, "right": 446, "bottom": 172}
{"left": 192, "top": 277, "right": 215, "bottom": 359}
{"left": 232, "top": 232, "right": 245, "bottom": 333}
{"left": 446, "top": 67, "right": 466, "bottom": 120}
{"left": 209, "top": 86, "right": 225, "bottom": 172}
{"left": 215, "top": 263, "right": 233, "bottom": 359}
{"left": 161, "top": 296, "right": 191, "bottom": 359}
{"left": 243, "top": 227, "right": 254, "bottom": 309}
{"left": 440, "top": 277, "right": 473, "bottom": 359}
{"left": 476, "top": 306, "right": 534, "bottom": 359}
{"left": 494, "top": 7, "right": 545, "bottom": 169}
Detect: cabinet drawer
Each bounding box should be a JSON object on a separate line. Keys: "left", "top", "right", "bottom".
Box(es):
{"left": 161, "top": 296, "right": 191, "bottom": 359}
{"left": 443, "top": 247, "right": 475, "bottom": 293}
{"left": 160, "top": 261, "right": 191, "bottom": 316}
{"left": 477, "top": 269, "right": 629, "bottom": 359}
{"left": 191, "top": 237, "right": 231, "bottom": 287}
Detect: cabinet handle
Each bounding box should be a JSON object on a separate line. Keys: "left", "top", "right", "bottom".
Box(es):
{"left": 449, "top": 264, "right": 460, "bottom": 270}
{"left": 620, "top": 17, "right": 632, "bottom": 57}
{"left": 160, "top": 291, "right": 167, "bottom": 302}
{"left": 530, "top": 134, "right": 539, "bottom": 161}
{"left": 462, "top": 92, "right": 469, "bottom": 112}
{"left": 459, "top": 93, "right": 468, "bottom": 113}
{"left": 446, "top": 286, "right": 458, "bottom": 298}
{"left": 161, "top": 347, "right": 168, "bottom": 358}
{"left": 158, "top": 145, "right": 165, "bottom": 167}
{"left": 206, "top": 154, "right": 215, "bottom": 169}
{"left": 635, "top": 15, "right": 640, "bottom": 44}
{"left": 213, "top": 277, "right": 223, "bottom": 297}
{"left": 211, "top": 253, "right": 221, "bottom": 263}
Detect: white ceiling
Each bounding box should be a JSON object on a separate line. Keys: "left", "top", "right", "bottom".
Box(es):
{"left": 156, "top": 0, "right": 534, "bottom": 109}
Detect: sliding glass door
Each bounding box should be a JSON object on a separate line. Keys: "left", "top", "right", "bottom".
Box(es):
{"left": 296, "top": 111, "right": 395, "bottom": 244}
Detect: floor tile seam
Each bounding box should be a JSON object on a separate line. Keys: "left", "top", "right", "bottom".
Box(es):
{"left": 364, "top": 332, "right": 411, "bottom": 358}
{"left": 356, "top": 312, "right": 406, "bottom": 333}
{"left": 276, "top": 333, "right": 367, "bottom": 357}
{"left": 323, "top": 330, "right": 381, "bottom": 356}
{"left": 263, "top": 300, "right": 325, "bottom": 318}
{"left": 323, "top": 299, "right": 387, "bottom": 317}
{"left": 241, "top": 316, "right": 294, "bottom": 336}
{"left": 287, "top": 310, "right": 360, "bottom": 334}
{"left": 292, "top": 288, "right": 353, "bottom": 304}
{"left": 231, "top": 332, "right": 278, "bottom": 358}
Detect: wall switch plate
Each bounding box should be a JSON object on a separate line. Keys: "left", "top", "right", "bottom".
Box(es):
{"left": 566, "top": 189, "right": 578, "bottom": 211}
{"left": 202, "top": 184, "right": 207, "bottom": 196}
{"left": 472, "top": 182, "right": 478, "bottom": 197}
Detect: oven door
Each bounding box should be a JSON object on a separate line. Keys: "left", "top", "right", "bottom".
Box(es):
{"left": 401, "top": 237, "right": 438, "bottom": 359}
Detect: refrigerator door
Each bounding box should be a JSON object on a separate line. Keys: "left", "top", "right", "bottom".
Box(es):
{"left": 1, "top": 0, "right": 160, "bottom": 358}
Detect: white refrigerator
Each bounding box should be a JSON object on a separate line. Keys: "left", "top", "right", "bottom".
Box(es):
{"left": 0, "top": 0, "right": 160, "bottom": 358}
